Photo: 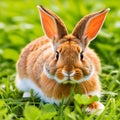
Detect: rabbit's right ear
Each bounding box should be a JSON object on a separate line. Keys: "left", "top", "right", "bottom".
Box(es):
{"left": 37, "top": 5, "right": 68, "bottom": 45}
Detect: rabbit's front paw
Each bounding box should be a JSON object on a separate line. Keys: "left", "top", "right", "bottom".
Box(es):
{"left": 23, "top": 92, "right": 30, "bottom": 98}
{"left": 86, "top": 102, "right": 104, "bottom": 115}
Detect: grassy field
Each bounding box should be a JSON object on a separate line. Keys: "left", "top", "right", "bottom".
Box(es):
{"left": 0, "top": 0, "right": 120, "bottom": 119}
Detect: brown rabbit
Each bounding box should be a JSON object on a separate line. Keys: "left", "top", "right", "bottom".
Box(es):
{"left": 15, "top": 5, "right": 110, "bottom": 114}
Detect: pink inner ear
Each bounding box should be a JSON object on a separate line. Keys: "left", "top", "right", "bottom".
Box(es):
{"left": 85, "top": 11, "right": 108, "bottom": 40}
{"left": 40, "top": 10, "right": 57, "bottom": 39}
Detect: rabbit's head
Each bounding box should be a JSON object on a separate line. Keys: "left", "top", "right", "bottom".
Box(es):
{"left": 38, "top": 6, "right": 109, "bottom": 84}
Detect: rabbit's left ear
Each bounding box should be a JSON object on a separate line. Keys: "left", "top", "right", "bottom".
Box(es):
{"left": 72, "top": 8, "right": 110, "bottom": 47}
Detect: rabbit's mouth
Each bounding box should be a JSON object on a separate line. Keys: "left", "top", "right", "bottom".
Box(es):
{"left": 55, "top": 63, "right": 95, "bottom": 84}
{"left": 44, "top": 63, "right": 95, "bottom": 84}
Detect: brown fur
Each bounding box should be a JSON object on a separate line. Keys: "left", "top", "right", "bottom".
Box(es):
{"left": 16, "top": 6, "right": 109, "bottom": 112}
{"left": 17, "top": 35, "right": 100, "bottom": 99}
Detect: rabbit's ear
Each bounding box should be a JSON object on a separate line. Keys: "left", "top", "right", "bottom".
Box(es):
{"left": 37, "top": 5, "right": 68, "bottom": 44}
{"left": 72, "top": 8, "right": 110, "bottom": 47}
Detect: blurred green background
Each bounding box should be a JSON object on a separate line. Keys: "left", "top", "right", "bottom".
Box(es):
{"left": 0, "top": 0, "right": 120, "bottom": 119}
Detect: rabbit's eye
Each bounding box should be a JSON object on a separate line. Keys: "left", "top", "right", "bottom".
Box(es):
{"left": 80, "top": 52, "right": 84, "bottom": 60}
{"left": 56, "top": 51, "right": 59, "bottom": 60}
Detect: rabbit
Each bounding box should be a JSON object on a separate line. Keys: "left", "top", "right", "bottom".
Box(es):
{"left": 15, "top": 5, "right": 110, "bottom": 115}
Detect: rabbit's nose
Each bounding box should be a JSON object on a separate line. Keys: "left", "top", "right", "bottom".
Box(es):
{"left": 63, "top": 65, "right": 74, "bottom": 72}
{"left": 62, "top": 70, "right": 75, "bottom": 77}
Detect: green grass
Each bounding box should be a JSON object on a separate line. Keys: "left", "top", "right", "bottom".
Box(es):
{"left": 0, "top": 0, "right": 120, "bottom": 119}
